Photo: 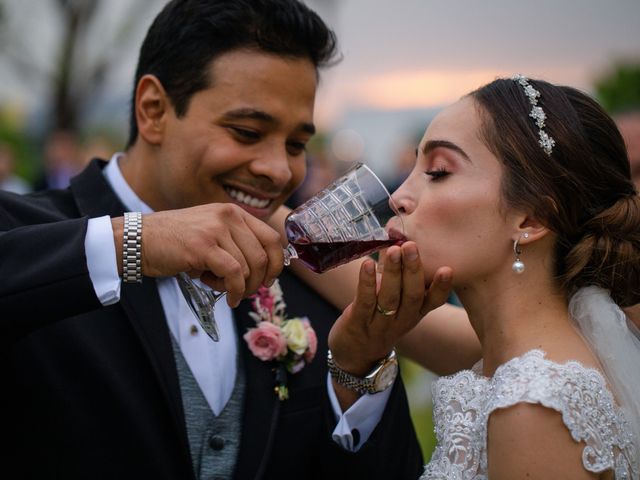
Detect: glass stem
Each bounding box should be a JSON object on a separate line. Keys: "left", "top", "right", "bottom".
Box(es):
{"left": 283, "top": 244, "right": 298, "bottom": 266}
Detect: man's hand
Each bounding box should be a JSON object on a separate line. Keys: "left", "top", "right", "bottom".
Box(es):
{"left": 328, "top": 241, "right": 453, "bottom": 383}
{"left": 113, "top": 203, "right": 284, "bottom": 307}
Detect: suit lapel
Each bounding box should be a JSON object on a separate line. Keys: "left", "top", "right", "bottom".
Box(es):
{"left": 233, "top": 298, "right": 280, "bottom": 480}
{"left": 70, "top": 160, "right": 192, "bottom": 467}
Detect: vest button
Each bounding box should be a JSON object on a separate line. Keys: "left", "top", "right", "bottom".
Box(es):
{"left": 209, "top": 435, "right": 225, "bottom": 450}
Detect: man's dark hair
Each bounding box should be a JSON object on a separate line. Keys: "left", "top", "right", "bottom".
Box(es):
{"left": 127, "top": 0, "right": 339, "bottom": 147}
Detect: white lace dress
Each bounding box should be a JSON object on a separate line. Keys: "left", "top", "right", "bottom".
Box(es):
{"left": 420, "top": 350, "right": 639, "bottom": 479}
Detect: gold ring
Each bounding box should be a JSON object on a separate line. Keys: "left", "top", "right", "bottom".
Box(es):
{"left": 376, "top": 303, "right": 397, "bottom": 316}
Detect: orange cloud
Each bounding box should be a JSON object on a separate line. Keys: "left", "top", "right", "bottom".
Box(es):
{"left": 315, "top": 67, "right": 592, "bottom": 128}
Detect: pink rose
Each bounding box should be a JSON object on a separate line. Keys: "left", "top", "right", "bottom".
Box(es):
{"left": 244, "top": 322, "right": 288, "bottom": 361}
{"left": 302, "top": 318, "right": 317, "bottom": 363}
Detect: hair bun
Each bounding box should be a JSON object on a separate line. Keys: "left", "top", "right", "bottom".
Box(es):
{"left": 563, "top": 194, "right": 640, "bottom": 307}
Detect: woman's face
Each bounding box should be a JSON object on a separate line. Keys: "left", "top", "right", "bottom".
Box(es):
{"left": 391, "top": 97, "right": 521, "bottom": 286}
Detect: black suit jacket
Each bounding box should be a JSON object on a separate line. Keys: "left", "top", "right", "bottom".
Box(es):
{"left": 0, "top": 159, "right": 423, "bottom": 479}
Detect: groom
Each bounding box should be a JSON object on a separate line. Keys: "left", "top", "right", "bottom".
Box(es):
{"left": 0, "top": 1, "right": 425, "bottom": 478}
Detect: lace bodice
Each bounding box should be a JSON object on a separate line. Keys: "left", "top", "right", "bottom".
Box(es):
{"left": 420, "top": 350, "right": 639, "bottom": 479}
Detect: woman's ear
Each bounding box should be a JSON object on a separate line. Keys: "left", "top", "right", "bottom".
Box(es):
{"left": 134, "top": 74, "right": 170, "bottom": 146}
{"left": 512, "top": 214, "right": 549, "bottom": 245}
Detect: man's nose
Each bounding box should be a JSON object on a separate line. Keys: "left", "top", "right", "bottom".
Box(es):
{"left": 249, "top": 146, "right": 293, "bottom": 188}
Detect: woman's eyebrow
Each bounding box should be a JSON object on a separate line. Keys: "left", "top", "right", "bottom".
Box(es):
{"left": 422, "top": 139, "right": 471, "bottom": 162}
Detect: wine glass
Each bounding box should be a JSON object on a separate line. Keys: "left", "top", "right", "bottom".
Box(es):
{"left": 176, "top": 273, "right": 222, "bottom": 341}
{"left": 178, "top": 162, "right": 403, "bottom": 342}
{"left": 283, "top": 162, "right": 405, "bottom": 273}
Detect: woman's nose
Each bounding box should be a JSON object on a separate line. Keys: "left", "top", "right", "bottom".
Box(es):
{"left": 391, "top": 182, "right": 414, "bottom": 215}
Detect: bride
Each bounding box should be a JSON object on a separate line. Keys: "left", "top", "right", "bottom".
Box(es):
{"left": 327, "top": 75, "right": 639, "bottom": 478}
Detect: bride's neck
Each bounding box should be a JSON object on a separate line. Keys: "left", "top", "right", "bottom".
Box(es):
{"left": 457, "top": 274, "right": 573, "bottom": 376}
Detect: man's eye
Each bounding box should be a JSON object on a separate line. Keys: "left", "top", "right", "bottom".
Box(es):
{"left": 231, "top": 128, "right": 260, "bottom": 141}
{"left": 425, "top": 168, "right": 450, "bottom": 180}
{"left": 286, "top": 141, "right": 307, "bottom": 155}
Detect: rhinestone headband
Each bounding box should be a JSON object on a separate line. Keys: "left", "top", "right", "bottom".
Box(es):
{"left": 511, "top": 74, "right": 556, "bottom": 156}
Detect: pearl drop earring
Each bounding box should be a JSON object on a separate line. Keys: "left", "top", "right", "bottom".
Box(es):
{"left": 512, "top": 233, "right": 529, "bottom": 274}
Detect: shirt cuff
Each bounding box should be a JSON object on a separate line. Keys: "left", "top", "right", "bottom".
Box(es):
{"left": 85, "top": 215, "right": 121, "bottom": 306}
{"left": 327, "top": 373, "right": 393, "bottom": 452}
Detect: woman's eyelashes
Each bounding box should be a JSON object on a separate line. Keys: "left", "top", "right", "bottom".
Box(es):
{"left": 425, "top": 167, "right": 450, "bottom": 180}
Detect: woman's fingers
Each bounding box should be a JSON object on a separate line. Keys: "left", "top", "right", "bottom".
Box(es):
{"left": 420, "top": 266, "right": 453, "bottom": 316}
{"left": 375, "top": 246, "right": 403, "bottom": 317}
{"left": 350, "top": 259, "right": 378, "bottom": 323}
{"left": 399, "top": 242, "right": 426, "bottom": 316}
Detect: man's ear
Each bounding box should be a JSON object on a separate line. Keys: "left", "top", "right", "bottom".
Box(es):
{"left": 134, "top": 74, "right": 170, "bottom": 146}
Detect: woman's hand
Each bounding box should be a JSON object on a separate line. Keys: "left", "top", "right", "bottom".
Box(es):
{"left": 328, "top": 241, "right": 453, "bottom": 376}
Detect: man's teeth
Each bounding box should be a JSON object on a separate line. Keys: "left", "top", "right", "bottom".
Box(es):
{"left": 225, "top": 188, "right": 271, "bottom": 208}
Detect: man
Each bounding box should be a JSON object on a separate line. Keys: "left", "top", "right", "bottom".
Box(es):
{"left": 0, "top": 1, "right": 432, "bottom": 478}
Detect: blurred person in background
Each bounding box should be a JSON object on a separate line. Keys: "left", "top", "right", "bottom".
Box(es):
{"left": 0, "top": 141, "right": 31, "bottom": 194}
{"left": 285, "top": 134, "right": 337, "bottom": 208}
{"left": 615, "top": 110, "right": 640, "bottom": 328}
{"left": 615, "top": 110, "right": 640, "bottom": 190}
{"left": 33, "top": 128, "right": 83, "bottom": 190}
{"left": 387, "top": 135, "right": 422, "bottom": 194}
{"left": 81, "top": 133, "right": 120, "bottom": 163}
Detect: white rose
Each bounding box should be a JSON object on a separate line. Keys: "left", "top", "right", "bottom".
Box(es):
{"left": 281, "top": 319, "right": 309, "bottom": 355}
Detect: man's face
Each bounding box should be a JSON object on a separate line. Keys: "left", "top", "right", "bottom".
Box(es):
{"left": 141, "top": 49, "right": 317, "bottom": 219}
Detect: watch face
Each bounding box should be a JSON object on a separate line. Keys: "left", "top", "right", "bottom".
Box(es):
{"left": 375, "top": 362, "right": 398, "bottom": 391}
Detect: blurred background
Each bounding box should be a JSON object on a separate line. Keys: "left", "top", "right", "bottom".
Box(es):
{"left": 1, "top": 0, "right": 638, "bottom": 460}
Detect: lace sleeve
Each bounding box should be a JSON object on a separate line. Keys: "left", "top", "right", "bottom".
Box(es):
{"left": 486, "top": 350, "right": 638, "bottom": 478}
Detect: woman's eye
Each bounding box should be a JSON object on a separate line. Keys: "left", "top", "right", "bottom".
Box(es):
{"left": 425, "top": 168, "right": 450, "bottom": 180}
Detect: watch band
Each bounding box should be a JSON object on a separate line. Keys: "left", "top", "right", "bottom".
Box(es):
{"left": 327, "top": 349, "right": 397, "bottom": 395}
{"left": 122, "top": 212, "right": 142, "bottom": 283}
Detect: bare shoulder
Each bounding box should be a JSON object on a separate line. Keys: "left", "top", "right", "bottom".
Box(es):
{"left": 487, "top": 402, "right": 600, "bottom": 480}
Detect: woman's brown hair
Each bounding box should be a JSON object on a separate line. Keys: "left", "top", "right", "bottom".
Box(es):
{"left": 469, "top": 77, "right": 640, "bottom": 306}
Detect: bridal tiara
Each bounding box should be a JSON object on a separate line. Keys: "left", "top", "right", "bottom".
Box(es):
{"left": 511, "top": 74, "right": 556, "bottom": 156}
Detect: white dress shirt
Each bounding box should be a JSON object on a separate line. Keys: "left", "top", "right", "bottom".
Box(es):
{"left": 84, "top": 153, "right": 391, "bottom": 450}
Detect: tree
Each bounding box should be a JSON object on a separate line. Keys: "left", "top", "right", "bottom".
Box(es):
{"left": 594, "top": 63, "right": 640, "bottom": 114}
{"left": 0, "top": 0, "right": 160, "bottom": 134}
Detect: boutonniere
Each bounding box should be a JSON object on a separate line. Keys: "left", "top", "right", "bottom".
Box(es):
{"left": 243, "top": 279, "right": 317, "bottom": 401}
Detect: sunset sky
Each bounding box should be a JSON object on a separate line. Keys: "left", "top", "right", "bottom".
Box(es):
{"left": 311, "top": 0, "right": 640, "bottom": 127}
{"left": 0, "top": 0, "right": 638, "bottom": 173}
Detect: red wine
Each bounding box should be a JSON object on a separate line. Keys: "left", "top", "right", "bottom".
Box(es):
{"left": 291, "top": 239, "right": 403, "bottom": 273}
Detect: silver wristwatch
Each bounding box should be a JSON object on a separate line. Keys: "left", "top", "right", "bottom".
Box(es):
{"left": 122, "top": 212, "right": 142, "bottom": 283}
{"left": 327, "top": 349, "right": 398, "bottom": 395}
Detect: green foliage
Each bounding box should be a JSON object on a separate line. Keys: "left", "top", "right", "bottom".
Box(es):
{"left": 0, "top": 119, "right": 39, "bottom": 183}
{"left": 594, "top": 63, "right": 640, "bottom": 114}
{"left": 400, "top": 356, "right": 438, "bottom": 462}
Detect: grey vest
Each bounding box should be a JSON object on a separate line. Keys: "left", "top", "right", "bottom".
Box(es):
{"left": 171, "top": 336, "right": 246, "bottom": 480}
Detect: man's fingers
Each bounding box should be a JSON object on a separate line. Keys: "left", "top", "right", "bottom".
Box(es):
{"left": 420, "top": 266, "right": 453, "bottom": 316}
{"left": 229, "top": 224, "right": 271, "bottom": 294}
{"left": 216, "top": 234, "right": 250, "bottom": 280}
{"left": 243, "top": 213, "right": 285, "bottom": 287}
{"left": 200, "top": 247, "right": 246, "bottom": 307}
